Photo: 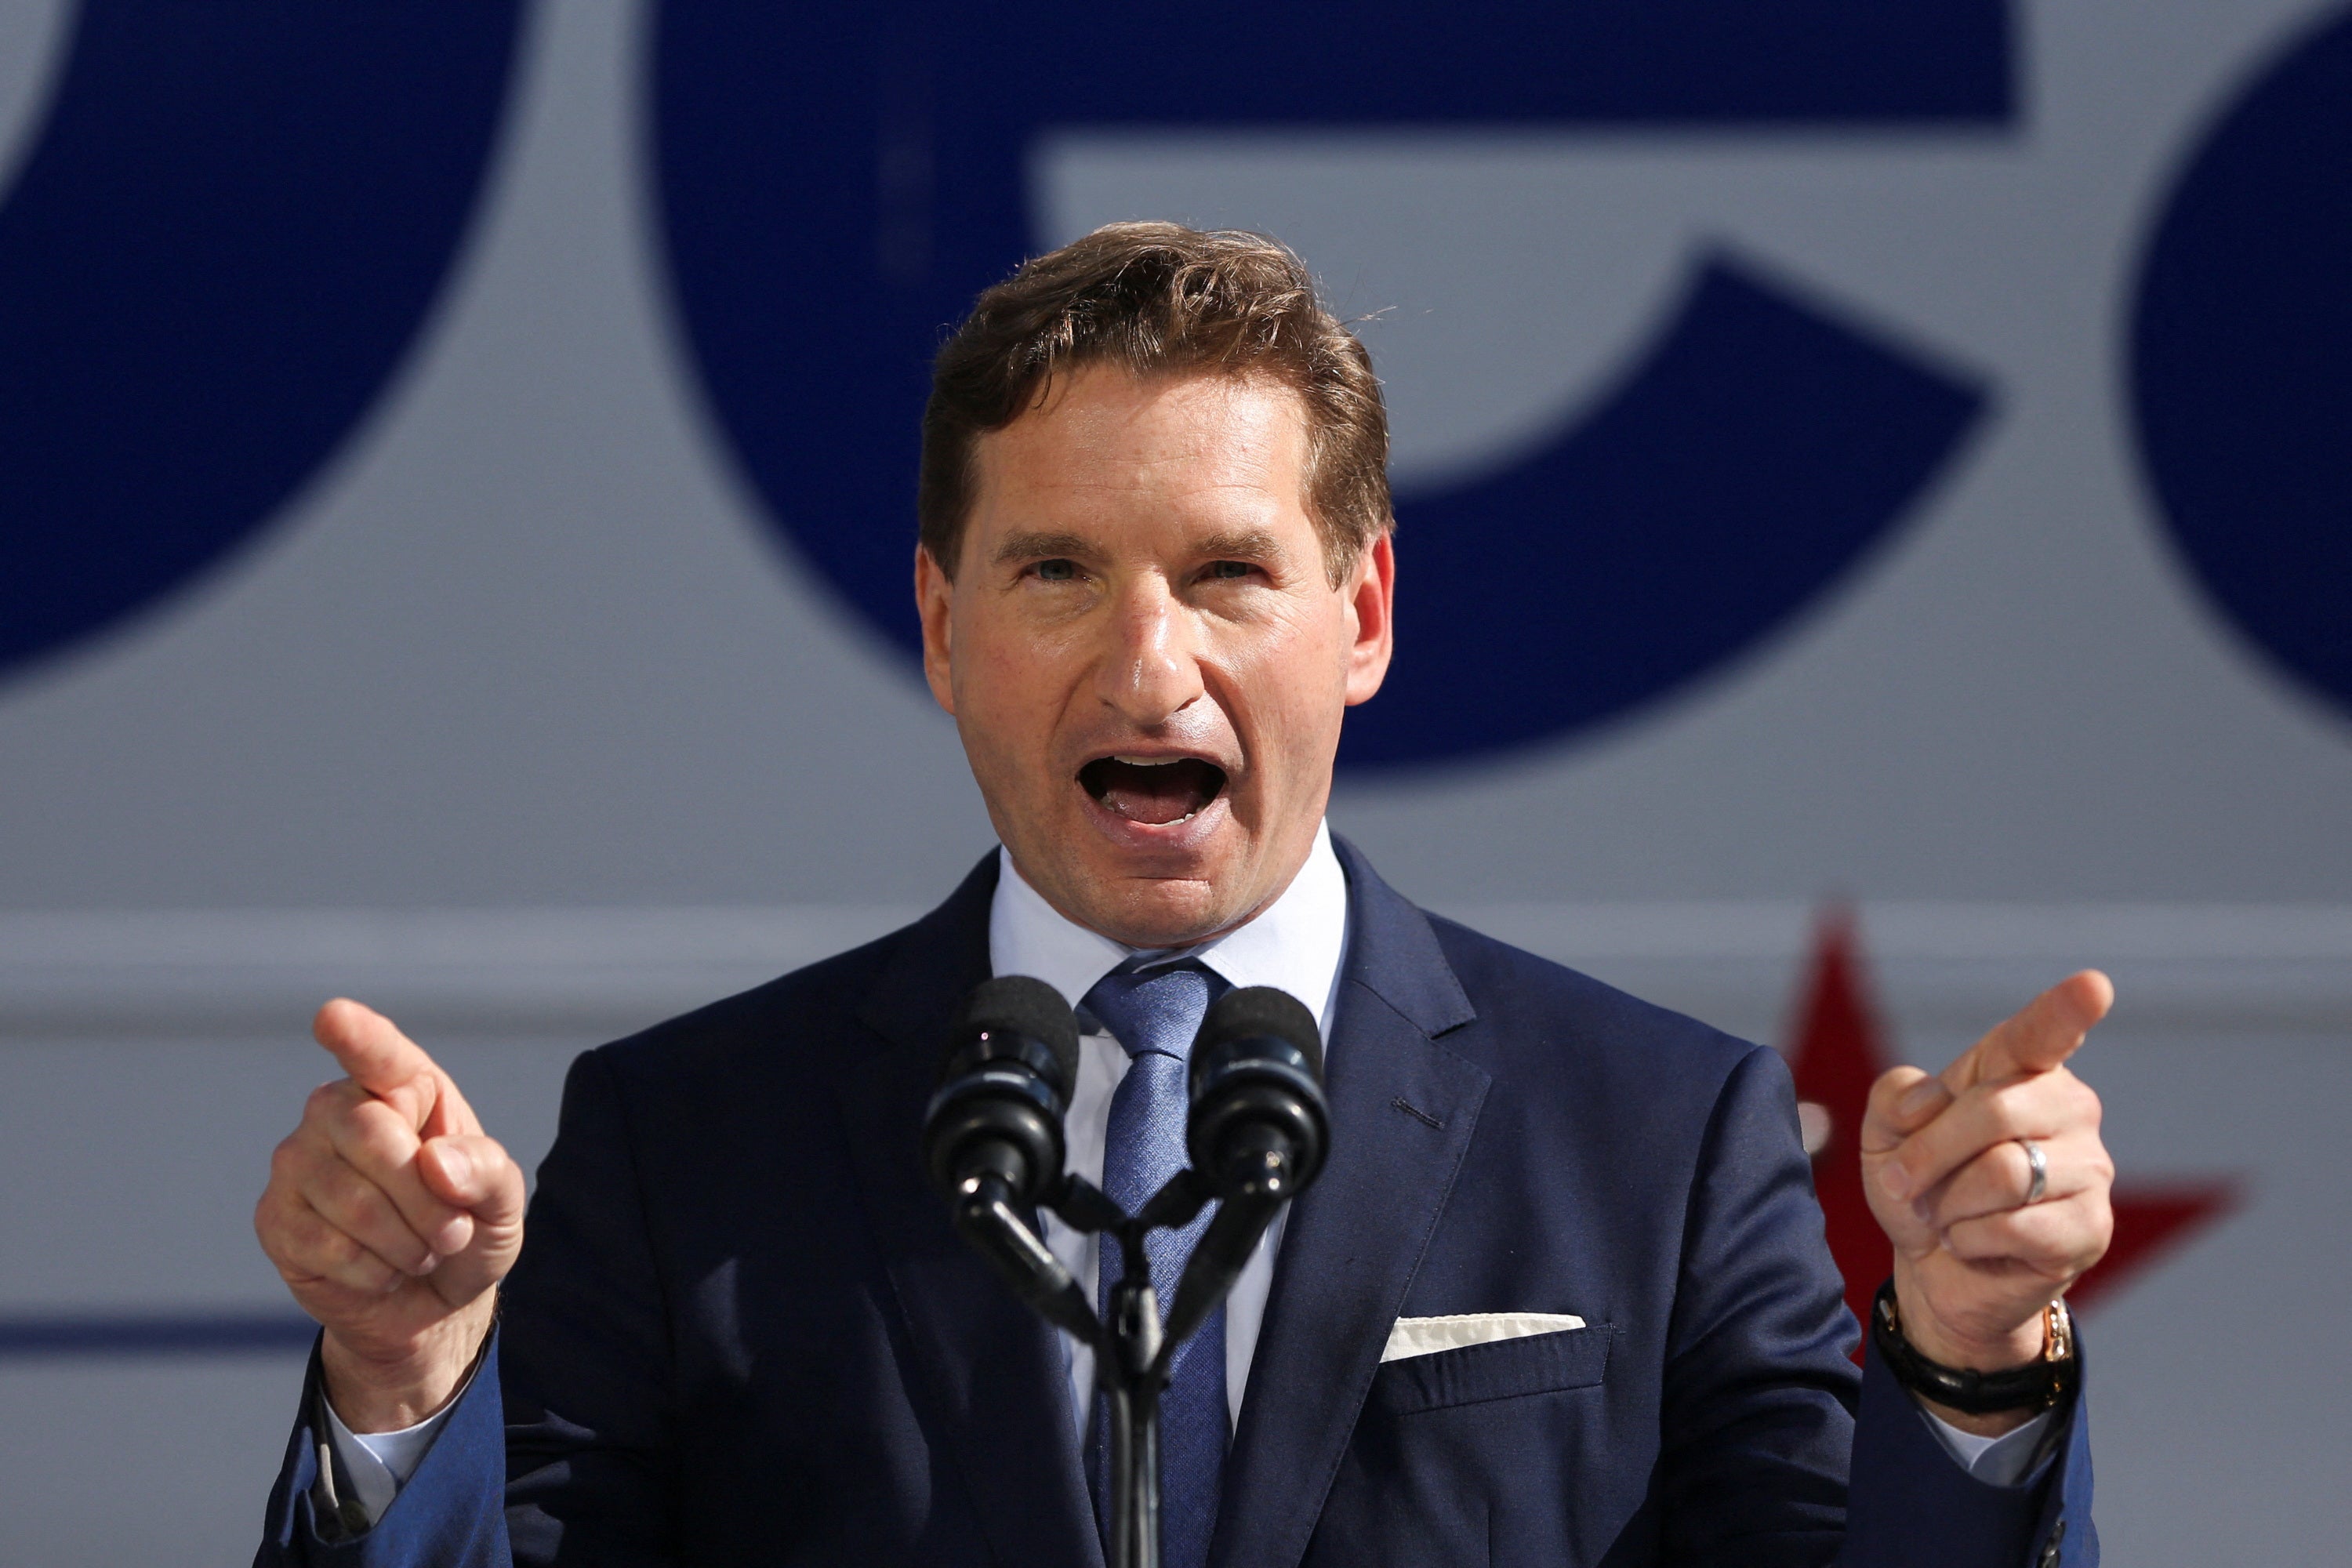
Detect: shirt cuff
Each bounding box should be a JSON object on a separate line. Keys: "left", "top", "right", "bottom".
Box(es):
{"left": 321, "top": 1381, "right": 466, "bottom": 1526}
{"left": 1920, "top": 1405, "right": 2057, "bottom": 1487}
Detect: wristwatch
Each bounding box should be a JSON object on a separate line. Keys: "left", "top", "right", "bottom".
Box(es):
{"left": 1871, "top": 1278, "right": 2078, "bottom": 1416}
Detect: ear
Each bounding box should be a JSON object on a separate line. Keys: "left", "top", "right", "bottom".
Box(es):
{"left": 914, "top": 543, "right": 957, "bottom": 715}
{"left": 1342, "top": 530, "right": 1396, "bottom": 707}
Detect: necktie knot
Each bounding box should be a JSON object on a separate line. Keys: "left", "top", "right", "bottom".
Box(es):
{"left": 1080, "top": 956, "right": 1222, "bottom": 1064}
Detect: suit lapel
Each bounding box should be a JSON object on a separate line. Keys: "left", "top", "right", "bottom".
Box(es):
{"left": 1209, "top": 840, "right": 1491, "bottom": 1568}
{"left": 837, "top": 852, "right": 1103, "bottom": 1568}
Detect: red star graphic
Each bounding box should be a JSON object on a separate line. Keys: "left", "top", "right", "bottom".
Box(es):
{"left": 1784, "top": 909, "right": 2234, "bottom": 1347}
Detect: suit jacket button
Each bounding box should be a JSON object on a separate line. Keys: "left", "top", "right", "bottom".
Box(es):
{"left": 2037, "top": 1517, "right": 2067, "bottom": 1566}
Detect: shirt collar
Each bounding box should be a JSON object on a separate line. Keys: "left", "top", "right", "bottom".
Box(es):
{"left": 989, "top": 821, "right": 1349, "bottom": 1035}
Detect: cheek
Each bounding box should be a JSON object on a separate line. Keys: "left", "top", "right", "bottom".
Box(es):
{"left": 952, "top": 620, "right": 1082, "bottom": 762}
{"left": 1216, "top": 603, "right": 1354, "bottom": 757}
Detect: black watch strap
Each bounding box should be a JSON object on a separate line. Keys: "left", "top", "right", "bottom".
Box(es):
{"left": 1871, "top": 1278, "right": 2078, "bottom": 1416}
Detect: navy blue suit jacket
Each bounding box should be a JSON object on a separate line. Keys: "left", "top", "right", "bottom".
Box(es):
{"left": 260, "top": 841, "right": 2092, "bottom": 1566}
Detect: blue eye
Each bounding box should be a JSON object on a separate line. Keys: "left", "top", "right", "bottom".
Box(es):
{"left": 1034, "top": 558, "right": 1076, "bottom": 581}
{"left": 1208, "top": 561, "right": 1251, "bottom": 579}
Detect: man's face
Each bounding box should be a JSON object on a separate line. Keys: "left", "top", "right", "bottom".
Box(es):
{"left": 917, "top": 365, "right": 1394, "bottom": 949}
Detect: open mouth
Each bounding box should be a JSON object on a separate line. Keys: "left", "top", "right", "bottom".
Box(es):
{"left": 1078, "top": 756, "right": 1229, "bottom": 826}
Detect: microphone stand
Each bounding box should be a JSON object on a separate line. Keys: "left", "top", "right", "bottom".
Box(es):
{"left": 948, "top": 1153, "right": 1298, "bottom": 1568}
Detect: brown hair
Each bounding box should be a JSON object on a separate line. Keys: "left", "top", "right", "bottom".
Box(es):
{"left": 918, "top": 222, "right": 1391, "bottom": 585}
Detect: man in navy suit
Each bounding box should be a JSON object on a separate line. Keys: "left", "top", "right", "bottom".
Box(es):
{"left": 255, "top": 224, "right": 2114, "bottom": 1566}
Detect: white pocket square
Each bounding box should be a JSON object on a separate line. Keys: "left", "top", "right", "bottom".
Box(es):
{"left": 1381, "top": 1312, "right": 1588, "bottom": 1363}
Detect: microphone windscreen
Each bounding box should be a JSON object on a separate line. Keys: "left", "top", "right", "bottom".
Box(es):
{"left": 952, "top": 975, "right": 1081, "bottom": 1095}
{"left": 1195, "top": 985, "right": 1323, "bottom": 1080}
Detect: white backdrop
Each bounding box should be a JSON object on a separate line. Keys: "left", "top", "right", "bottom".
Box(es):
{"left": 2, "top": 1, "right": 2347, "bottom": 1561}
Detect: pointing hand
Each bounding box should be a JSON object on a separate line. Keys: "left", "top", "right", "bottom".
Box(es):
{"left": 1859, "top": 972, "right": 2116, "bottom": 1429}
{"left": 253, "top": 1000, "right": 525, "bottom": 1432}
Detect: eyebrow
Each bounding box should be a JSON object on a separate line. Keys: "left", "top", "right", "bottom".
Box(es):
{"left": 1196, "top": 528, "right": 1285, "bottom": 562}
{"left": 991, "top": 530, "right": 1098, "bottom": 567}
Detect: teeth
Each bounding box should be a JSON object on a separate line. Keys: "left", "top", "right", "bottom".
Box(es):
{"left": 1113, "top": 754, "right": 1182, "bottom": 767}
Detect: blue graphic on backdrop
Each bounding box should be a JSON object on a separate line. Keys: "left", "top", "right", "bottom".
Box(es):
{"left": 1383, "top": 256, "right": 1983, "bottom": 764}
{"left": 0, "top": 2, "right": 521, "bottom": 680}
{"left": 654, "top": 0, "right": 2004, "bottom": 768}
{"left": 2132, "top": 6, "right": 2352, "bottom": 721}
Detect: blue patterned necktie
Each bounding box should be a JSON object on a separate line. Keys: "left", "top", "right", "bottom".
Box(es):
{"left": 1081, "top": 956, "right": 1229, "bottom": 1568}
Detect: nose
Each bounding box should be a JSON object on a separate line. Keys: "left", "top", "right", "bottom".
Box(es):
{"left": 1094, "top": 573, "right": 1203, "bottom": 728}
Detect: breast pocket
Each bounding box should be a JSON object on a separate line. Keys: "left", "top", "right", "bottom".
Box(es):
{"left": 1370, "top": 1323, "right": 1612, "bottom": 1417}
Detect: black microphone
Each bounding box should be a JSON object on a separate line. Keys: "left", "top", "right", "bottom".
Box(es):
{"left": 922, "top": 975, "right": 1081, "bottom": 1204}
{"left": 922, "top": 976, "right": 1102, "bottom": 1345}
{"left": 1185, "top": 985, "right": 1328, "bottom": 1198}
{"left": 1160, "top": 985, "right": 1330, "bottom": 1354}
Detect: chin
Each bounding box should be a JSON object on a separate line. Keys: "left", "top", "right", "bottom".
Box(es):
{"left": 1071, "top": 858, "right": 1235, "bottom": 950}
{"left": 1111, "top": 894, "right": 1227, "bottom": 950}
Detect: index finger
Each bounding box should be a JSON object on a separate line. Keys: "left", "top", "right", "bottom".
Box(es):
{"left": 1948, "top": 970, "right": 2114, "bottom": 1091}
{"left": 312, "top": 999, "right": 443, "bottom": 1125}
